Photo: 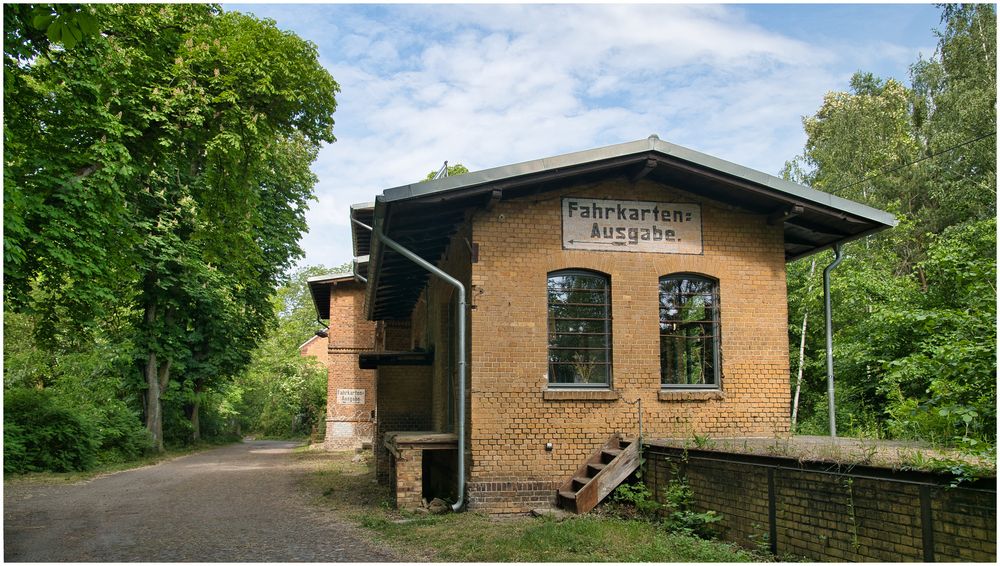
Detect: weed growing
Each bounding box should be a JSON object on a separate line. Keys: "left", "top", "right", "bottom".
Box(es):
{"left": 297, "top": 449, "right": 764, "bottom": 562}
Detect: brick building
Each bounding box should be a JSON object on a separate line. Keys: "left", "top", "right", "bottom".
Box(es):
{"left": 307, "top": 273, "right": 376, "bottom": 450}
{"left": 314, "top": 136, "right": 895, "bottom": 513}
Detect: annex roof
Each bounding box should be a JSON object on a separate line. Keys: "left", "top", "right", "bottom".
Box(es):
{"left": 306, "top": 272, "right": 359, "bottom": 321}
{"left": 365, "top": 135, "right": 897, "bottom": 320}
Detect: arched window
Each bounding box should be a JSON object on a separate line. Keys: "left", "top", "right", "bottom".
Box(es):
{"left": 659, "top": 274, "right": 720, "bottom": 388}
{"left": 547, "top": 270, "right": 612, "bottom": 387}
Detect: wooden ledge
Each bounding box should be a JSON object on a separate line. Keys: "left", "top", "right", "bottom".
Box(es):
{"left": 658, "top": 389, "right": 725, "bottom": 402}
{"left": 543, "top": 389, "right": 619, "bottom": 401}
{"left": 384, "top": 431, "right": 458, "bottom": 458}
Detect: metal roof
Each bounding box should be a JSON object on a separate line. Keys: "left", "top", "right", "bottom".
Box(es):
{"left": 365, "top": 135, "right": 897, "bottom": 320}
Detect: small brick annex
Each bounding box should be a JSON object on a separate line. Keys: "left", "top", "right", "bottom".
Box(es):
{"left": 305, "top": 275, "right": 376, "bottom": 450}
{"left": 310, "top": 136, "right": 897, "bottom": 515}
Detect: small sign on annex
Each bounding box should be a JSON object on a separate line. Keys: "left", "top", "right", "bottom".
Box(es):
{"left": 336, "top": 389, "right": 365, "bottom": 405}
{"left": 561, "top": 197, "right": 703, "bottom": 254}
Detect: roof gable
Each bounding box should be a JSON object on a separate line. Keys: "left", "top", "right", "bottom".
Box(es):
{"left": 363, "top": 136, "right": 896, "bottom": 320}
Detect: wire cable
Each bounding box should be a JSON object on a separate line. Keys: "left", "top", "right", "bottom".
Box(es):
{"left": 826, "top": 129, "right": 997, "bottom": 195}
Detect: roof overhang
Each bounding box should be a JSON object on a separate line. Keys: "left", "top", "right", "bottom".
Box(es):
{"left": 350, "top": 202, "right": 375, "bottom": 258}
{"left": 364, "top": 135, "right": 897, "bottom": 321}
{"left": 306, "top": 272, "right": 361, "bottom": 321}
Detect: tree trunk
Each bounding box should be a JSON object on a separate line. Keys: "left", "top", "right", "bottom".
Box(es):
{"left": 791, "top": 259, "right": 818, "bottom": 429}
{"left": 143, "top": 302, "right": 173, "bottom": 452}
{"left": 144, "top": 301, "right": 164, "bottom": 452}
{"left": 145, "top": 349, "right": 164, "bottom": 452}
{"left": 190, "top": 381, "right": 203, "bottom": 443}
{"left": 145, "top": 354, "right": 172, "bottom": 453}
{"left": 791, "top": 310, "right": 809, "bottom": 429}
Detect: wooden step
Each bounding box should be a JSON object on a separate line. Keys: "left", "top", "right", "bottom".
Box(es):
{"left": 557, "top": 490, "right": 579, "bottom": 512}
{"left": 601, "top": 448, "right": 622, "bottom": 463}
{"left": 556, "top": 434, "right": 642, "bottom": 515}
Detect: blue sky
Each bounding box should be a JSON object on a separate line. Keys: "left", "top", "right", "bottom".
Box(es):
{"left": 224, "top": 2, "right": 943, "bottom": 270}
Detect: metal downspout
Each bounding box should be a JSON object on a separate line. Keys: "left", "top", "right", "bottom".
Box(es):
{"left": 350, "top": 218, "right": 369, "bottom": 285}
{"left": 823, "top": 243, "right": 844, "bottom": 437}
{"left": 368, "top": 222, "right": 468, "bottom": 513}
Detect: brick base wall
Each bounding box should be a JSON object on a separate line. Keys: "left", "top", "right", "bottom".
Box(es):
{"left": 645, "top": 445, "right": 997, "bottom": 562}
{"left": 467, "top": 480, "right": 560, "bottom": 514}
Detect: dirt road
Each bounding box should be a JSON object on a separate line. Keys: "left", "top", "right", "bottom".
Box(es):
{"left": 3, "top": 441, "right": 398, "bottom": 562}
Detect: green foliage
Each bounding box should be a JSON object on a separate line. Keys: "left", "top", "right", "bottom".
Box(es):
{"left": 786, "top": 5, "right": 996, "bottom": 451}
{"left": 661, "top": 477, "right": 723, "bottom": 539}
{"left": 29, "top": 4, "right": 99, "bottom": 49}
{"left": 3, "top": 388, "right": 100, "bottom": 473}
{"left": 4, "top": 4, "right": 339, "bottom": 451}
{"left": 3, "top": 301, "right": 153, "bottom": 471}
{"left": 611, "top": 480, "right": 664, "bottom": 517}
{"left": 230, "top": 265, "right": 333, "bottom": 438}
{"left": 91, "top": 402, "right": 154, "bottom": 464}
{"left": 423, "top": 163, "right": 470, "bottom": 181}
{"left": 609, "top": 475, "right": 723, "bottom": 540}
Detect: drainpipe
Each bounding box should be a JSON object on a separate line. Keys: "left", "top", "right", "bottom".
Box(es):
{"left": 823, "top": 243, "right": 844, "bottom": 438}
{"left": 359, "top": 218, "right": 468, "bottom": 512}
{"left": 351, "top": 255, "right": 367, "bottom": 284}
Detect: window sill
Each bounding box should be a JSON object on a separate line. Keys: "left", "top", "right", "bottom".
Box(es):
{"left": 543, "top": 389, "right": 619, "bottom": 401}
{"left": 658, "top": 389, "right": 724, "bottom": 402}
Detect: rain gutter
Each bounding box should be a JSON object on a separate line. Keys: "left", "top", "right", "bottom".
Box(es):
{"left": 823, "top": 243, "right": 844, "bottom": 437}
{"left": 359, "top": 209, "right": 468, "bottom": 512}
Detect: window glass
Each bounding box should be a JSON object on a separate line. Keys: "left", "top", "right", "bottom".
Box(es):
{"left": 547, "top": 271, "right": 611, "bottom": 386}
{"left": 660, "top": 275, "right": 719, "bottom": 387}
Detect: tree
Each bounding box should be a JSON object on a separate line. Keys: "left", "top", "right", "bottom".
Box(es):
{"left": 4, "top": 4, "right": 340, "bottom": 451}
{"left": 424, "top": 163, "right": 470, "bottom": 181}
{"left": 229, "top": 265, "right": 334, "bottom": 438}
{"left": 784, "top": 5, "right": 996, "bottom": 448}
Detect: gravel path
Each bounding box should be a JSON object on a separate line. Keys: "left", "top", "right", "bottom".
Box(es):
{"left": 3, "top": 441, "right": 399, "bottom": 562}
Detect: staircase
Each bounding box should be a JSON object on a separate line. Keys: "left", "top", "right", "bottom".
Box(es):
{"left": 556, "top": 434, "right": 641, "bottom": 514}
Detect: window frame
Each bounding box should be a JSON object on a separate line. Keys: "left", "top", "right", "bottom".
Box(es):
{"left": 658, "top": 273, "right": 721, "bottom": 390}
{"left": 546, "top": 269, "right": 613, "bottom": 389}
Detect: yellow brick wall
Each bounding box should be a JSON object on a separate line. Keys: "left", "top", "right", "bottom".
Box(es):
{"left": 325, "top": 282, "right": 377, "bottom": 450}
{"left": 374, "top": 320, "right": 435, "bottom": 485}
{"left": 464, "top": 178, "right": 790, "bottom": 512}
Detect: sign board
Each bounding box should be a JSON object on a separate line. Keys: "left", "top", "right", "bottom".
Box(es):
{"left": 562, "top": 197, "right": 702, "bottom": 254}
{"left": 330, "top": 422, "right": 353, "bottom": 437}
{"left": 337, "top": 389, "right": 366, "bottom": 405}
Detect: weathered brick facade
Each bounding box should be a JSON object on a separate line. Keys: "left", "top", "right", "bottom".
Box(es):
{"left": 373, "top": 320, "right": 435, "bottom": 485}
{"left": 461, "top": 179, "right": 789, "bottom": 512}
{"left": 312, "top": 278, "right": 377, "bottom": 450}
{"left": 645, "top": 445, "right": 997, "bottom": 562}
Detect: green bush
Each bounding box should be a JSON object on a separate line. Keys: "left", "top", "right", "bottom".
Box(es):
{"left": 3, "top": 421, "right": 28, "bottom": 473}
{"left": 3, "top": 388, "right": 100, "bottom": 473}
{"left": 661, "top": 477, "right": 723, "bottom": 538}
{"left": 611, "top": 480, "right": 663, "bottom": 518}
{"left": 92, "top": 401, "right": 152, "bottom": 464}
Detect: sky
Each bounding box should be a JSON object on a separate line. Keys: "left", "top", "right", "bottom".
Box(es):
{"left": 224, "top": 2, "right": 944, "bottom": 271}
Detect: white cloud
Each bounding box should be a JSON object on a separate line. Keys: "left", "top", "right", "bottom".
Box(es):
{"left": 224, "top": 3, "right": 938, "bottom": 270}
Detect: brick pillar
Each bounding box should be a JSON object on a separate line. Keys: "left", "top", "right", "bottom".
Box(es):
{"left": 395, "top": 446, "right": 424, "bottom": 510}
{"left": 324, "top": 282, "right": 376, "bottom": 450}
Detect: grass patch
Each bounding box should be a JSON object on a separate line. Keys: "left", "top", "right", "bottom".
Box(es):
{"left": 297, "top": 450, "right": 763, "bottom": 562}
{"left": 3, "top": 439, "right": 241, "bottom": 485}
